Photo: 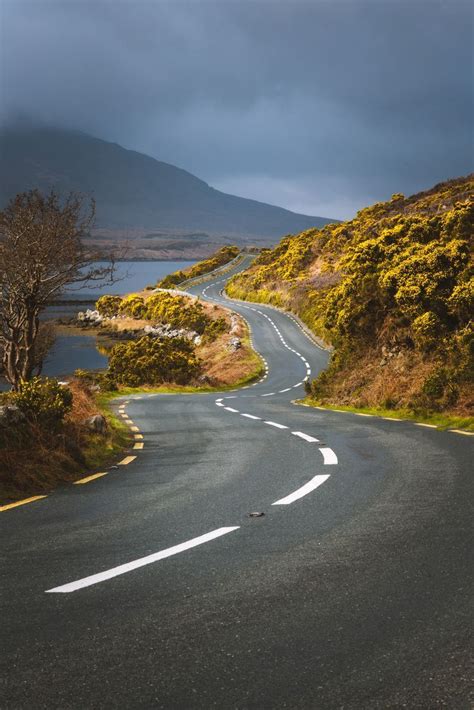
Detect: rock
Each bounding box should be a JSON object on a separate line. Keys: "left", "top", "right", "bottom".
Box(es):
{"left": 143, "top": 324, "right": 199, "bottom": 341}
{"left": 84, "top": 414, "right": 108, "bottom": 434}
{"left": 230, "top": 313, "right": 240, "bottom": 335}
{"left": 77, "top": 309, "right": 104, "bottom": 324}
{"left": 0, "top": 405, "right": 26, "bottom": 427}
{"left": 228, "top": 337, "right": 241, "bottom": 351}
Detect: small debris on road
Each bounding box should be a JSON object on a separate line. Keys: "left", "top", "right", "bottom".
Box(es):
{"left": 248, "top": 511, "right": 265, "bottom": 518}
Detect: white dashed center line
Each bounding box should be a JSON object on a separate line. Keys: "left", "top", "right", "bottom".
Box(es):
{"left": 46, "top": 527, "right": 241, "bottom": 593}
{"left": 264, "top": 421, "right": 288, "bottom": 429}
{"left": 292, "top": 431, "right": 319, "bottom": 443}
{"left": 319, "top": 448, "right": 338, "bottom": 465}
{"left": 272, "top": 474, "right": 331, "bottom": 505}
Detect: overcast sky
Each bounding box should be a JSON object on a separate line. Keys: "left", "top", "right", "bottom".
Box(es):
{"left": 1, "top": 0, "right": 472, "bottom": 219}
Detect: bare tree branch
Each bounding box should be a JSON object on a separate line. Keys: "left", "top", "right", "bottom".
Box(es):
{"left": 0, "top": 189, "right": 116, "bottom": 389}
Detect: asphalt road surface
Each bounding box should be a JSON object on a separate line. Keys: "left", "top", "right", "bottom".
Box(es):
{"left": 2, "top": 257, "right": 472, "bottom": 709}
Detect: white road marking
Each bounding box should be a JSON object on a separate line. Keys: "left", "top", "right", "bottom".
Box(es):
{"left": 261, "top": 392, "right": 275, "bottom": 397}
{"left": 224, "top": 407, "right": 239, "bottom": 412}
{"left": 216, "top": 398, "right": 223, "bottom": 402}
{"left": 449, "top": 429, "right": 474, "bottom": 436}
{"left": 354, "top": 412, "right": 374, "bottom": 417}
{"left": 45, "top": 527, "right": 241, "bottom": 593}
{"left": 293, "top": 382, "right": 303, "bottom": 388}
{"left": 241, "top": 413, "right": 261, "bottom": 420}
{"left": 415, "top": 423, "right": 438, "bottom": 429}
{"left": 264, "top": 421, "right": 288, "bottom": 429}
{"left": 292, "top": 431, "right": 319, "bottom": 442}
{"left": 216, "top": 402, "right": 225, "bottom": 407}
{"left": 279, "top": 387, "right": 292, "bottom": 393}
{"left": 319, "top": 447, "right": 338, "bottom": 465}
{"left": 272, "top": 474, "right": 330, "bottom": 505}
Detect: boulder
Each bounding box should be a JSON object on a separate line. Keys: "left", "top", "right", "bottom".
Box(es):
{"left": 77, "top": 309, "right": 104, "bottom": 324}
{"left": 0, "top": 405, "right": 26, "bottom": 427}
{"left": 84, "top": 414, "right": 108, "bottom": 434}
{"left": 228, "top": 337, "right": 241, "bottom": 351}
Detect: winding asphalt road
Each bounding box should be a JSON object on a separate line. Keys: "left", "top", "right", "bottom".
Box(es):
{"left": 2, "top": 257, "right": 473, "bottom": 709}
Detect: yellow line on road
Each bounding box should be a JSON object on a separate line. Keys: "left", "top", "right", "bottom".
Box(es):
{"left": 130, "top": 426, "right": 140, "bottom": 432}
{"left": 0, "top": 495, "right": 47, "bottom": 512}
{"left": 118, "top": 456, "right": 137, "bottom": 465}
{"left": 134, "top": 433, "right": 144, "bottom": 440}
{"left": 73, "top": 472, "right": 108, "bottom": 485}
{"left": 133, "top": 442, "right": 144, "bottom": 450}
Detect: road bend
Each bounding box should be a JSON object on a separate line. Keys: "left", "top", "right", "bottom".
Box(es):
{"left": 1, "top": 256, "right": 472, "bottom": 708}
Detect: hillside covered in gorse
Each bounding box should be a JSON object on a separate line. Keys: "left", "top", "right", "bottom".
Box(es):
{"left": 227, "top": 176, "right": 473, "bottom": 416}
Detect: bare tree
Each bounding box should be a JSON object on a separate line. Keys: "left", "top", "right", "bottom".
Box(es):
{"left": 0, "top": 189, "right": 115, "bottom": 390}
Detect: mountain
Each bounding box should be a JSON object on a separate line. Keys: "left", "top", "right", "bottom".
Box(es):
{"left": 0, "top": 126, "right": 335, "bottom": 242}
{"left": 227, "top": 175, "right": 474, "bottom": 418}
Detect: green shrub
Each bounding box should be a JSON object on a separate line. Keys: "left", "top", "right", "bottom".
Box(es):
{"left": 145, "top": 292, "right": 210, "bottom": 333}
{"left": 412, "top": 311, "right": 442, "bottom": 351}
{"left": 119, "top": 294, "right": 147, "bottom": 318}
{"left": 158, "top": 246, "right": 239, "bottom": 287}
{"left": 107, "top": 336, "right": 201, "bottom": 387}
{"left": 96, "top": 295, "right": 123, "bottom": 317}
{"left": 10, "top": 377, "right": 73, "bottom": 427}
{"left": 203, "top": 317, "right": 228, "bottom": 341}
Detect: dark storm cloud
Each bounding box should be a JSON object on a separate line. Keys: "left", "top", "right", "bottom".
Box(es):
{"left": 1, "top": 0, "right": 472, "bottom": 218}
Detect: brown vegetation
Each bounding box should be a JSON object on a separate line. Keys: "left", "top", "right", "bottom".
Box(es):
{"left": 0, "top": 380, "right": 129, "bottom": 502}
{"left": 227, "top": 175, "right": 473, "bottom": 417}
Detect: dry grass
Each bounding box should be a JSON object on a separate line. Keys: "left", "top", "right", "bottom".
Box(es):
{"left": 317, "top": 346, "right": 473, "bottom": 417}
{"left": 0, "top": 382, "right": 130, "bottom": 503}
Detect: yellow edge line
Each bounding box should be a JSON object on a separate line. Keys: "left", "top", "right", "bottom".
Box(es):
{"left": 130, "top": 426, "right": 140, "bottom": 432}
{"left": 118, "top": 456, "right": 137, "bottom": 465}
{"left": 303, "top": 402, "right": 473, "bottom": 434}
{"left": 73, "top": 472, "right": 108, "bottom": 485}
{"left": 134, "top": 433, "right": 144, "bottom": 440}
{"left": 0, "top": 495, "right": 47, "bottom": 512}
{"left": 133, "top": 442, "right": 144, "bottom": 450}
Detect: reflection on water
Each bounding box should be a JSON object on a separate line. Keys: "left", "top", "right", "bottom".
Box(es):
{"left": 43, "top": 335, "right": 109, "bottom": 377}
{"left": 45, "top": 260, "right": 195, "bottom": 378}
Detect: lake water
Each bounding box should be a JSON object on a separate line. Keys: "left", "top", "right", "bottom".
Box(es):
{"left": 41, "top": 260, "right": 195, "bottom": 380}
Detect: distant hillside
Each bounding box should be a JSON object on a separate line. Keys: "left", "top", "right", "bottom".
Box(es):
{"left": 227, "top": 175, "right": 474, "bottom": 418}
{"left": 0, "top": 126, "right": 335, "bottom": 243}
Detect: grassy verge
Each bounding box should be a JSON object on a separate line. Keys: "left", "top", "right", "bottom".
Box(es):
{"left": 97, "top": 348, "right": 264, "bottom": 403}
{"left": 79, "top": 402, "right": 132, "bottom": 471}
{"left": 0, "top": 385, "right": 132, "bottom": 503}
{"left": 300, "top": 398, "right": 474, "bottom": 431}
